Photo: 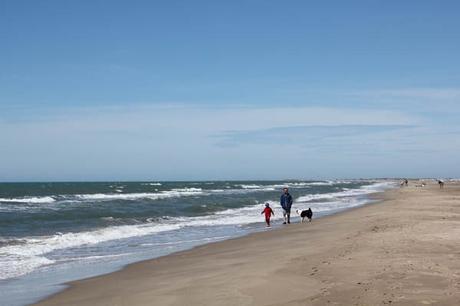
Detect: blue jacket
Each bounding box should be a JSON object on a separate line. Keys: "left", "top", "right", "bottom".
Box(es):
{"left": 280, "top": 193, "right": 293, "bottom": 210}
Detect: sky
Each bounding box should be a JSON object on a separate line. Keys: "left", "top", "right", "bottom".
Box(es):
{"left": 1, "top": 0, "right": 460, "bottom": 181}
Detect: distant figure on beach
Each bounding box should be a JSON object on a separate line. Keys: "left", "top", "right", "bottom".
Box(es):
{"left": 280, "top": 188, "right": 293, "bottom": 224}
{"left": 261, "top": 203, "right": 274, "bottom": 227}
{"left": 405, "top": 179, "right": 408, "bottom": 186}
{"left": 438, "top": 180, "right": 444, "bottom": 189}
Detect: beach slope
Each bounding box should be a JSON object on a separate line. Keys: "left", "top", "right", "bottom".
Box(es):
{"left": 36, "top": 182, "right": 460, "bottom": 305}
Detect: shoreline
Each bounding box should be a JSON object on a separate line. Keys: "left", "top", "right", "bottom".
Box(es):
{"left": 35, "top": 181, "right": 460, "bottom": 305}
{"left": 1, "top": 181, "right": 390, "bottom": 306}
{"left": 32, "top": 186, "right": 393, "bottom": 305}
{"left": 25, "top": 189, "right": 388, "bottom": 306}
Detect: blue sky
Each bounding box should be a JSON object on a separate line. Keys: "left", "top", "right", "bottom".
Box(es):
{"left": 1, "top": 0, "right": 460, "bottom": 181}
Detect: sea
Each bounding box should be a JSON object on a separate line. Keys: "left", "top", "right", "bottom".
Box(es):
{"left": 0, "top": 180, "right": 395, "bottom": 305}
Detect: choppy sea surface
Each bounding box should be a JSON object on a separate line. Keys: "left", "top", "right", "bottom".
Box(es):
{"left": 0, "top": 180, "right": 395, "bottom": 305}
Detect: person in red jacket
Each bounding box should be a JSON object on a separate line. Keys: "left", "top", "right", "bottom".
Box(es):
{"left": 261, "top": 203, "right": 275, "bottom": 227}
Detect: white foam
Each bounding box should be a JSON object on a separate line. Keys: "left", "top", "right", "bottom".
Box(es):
{"left": 0, "top": 181, "right": 395, "bottom": 280}
{"left": 170, "top": 188, "right": 202, "bottom": 192}
{"left": 0, "top": 255, "right": 55, "bottom": 280}
{"left": 60, "top": 253, "right": 133, "bottom": 262}
{"left": 239, "top": 183, "right": 300, "bottom": 190}
{"left": 0, "top": 223, "right": 182, "bottom": 280}
{"left": 139, "top": 236, "right": 232, "bottom": 247}
{"left": 74, "top": 189, "right": 203, "bottom": 202}
{"left": 237, "top": 181, "right": 352, "bottom": 190}
{"left": 304, "top": 181, "right": 335, "bottom": 186}
{"left": 297, "top": 181, "right": 392, "bottom": 202}
{"left": 0, "top": 182, "right": 337, "bottom": 209}
{"left": 0, "top": 196, "right": 56, "bottom": 204}
{"left": 239, "top": 184, "right": 265, "bottom": 189}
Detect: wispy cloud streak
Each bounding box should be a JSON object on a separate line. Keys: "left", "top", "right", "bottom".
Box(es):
{"left": 214, "top": 124, "right": 417, "bottom": 147}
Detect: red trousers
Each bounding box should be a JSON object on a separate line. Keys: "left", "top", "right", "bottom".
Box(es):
{"left": 265, "top": 215, "right": 271, "bottom": 226}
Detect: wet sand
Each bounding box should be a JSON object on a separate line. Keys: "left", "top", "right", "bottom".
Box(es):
{"left": 36, "top": 181, "right": 460, "bottom": 305}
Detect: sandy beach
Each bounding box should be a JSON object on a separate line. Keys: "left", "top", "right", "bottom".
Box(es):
{"left": 35, "top": 181, "right": 460, "bottom": 306}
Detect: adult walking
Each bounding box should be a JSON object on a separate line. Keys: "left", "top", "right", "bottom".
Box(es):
{"left": 280, "top": 187, "right": 293, "bottom": 224}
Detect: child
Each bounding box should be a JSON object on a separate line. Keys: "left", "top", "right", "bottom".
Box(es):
{"left": 261, "top": 203, "right": 275, "bottom": 227}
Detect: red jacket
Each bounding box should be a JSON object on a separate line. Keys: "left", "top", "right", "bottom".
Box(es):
{"left": 262, "top": 207, "right": 274, "bottom": 217}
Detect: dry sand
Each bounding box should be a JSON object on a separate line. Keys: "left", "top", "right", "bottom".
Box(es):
{"left": 36, "top": 181, "right": 460, "bottom": 306}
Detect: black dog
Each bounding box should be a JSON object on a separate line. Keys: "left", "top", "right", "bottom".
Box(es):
{"left": 296, "top": 208, "right": 313, "bottom": 223}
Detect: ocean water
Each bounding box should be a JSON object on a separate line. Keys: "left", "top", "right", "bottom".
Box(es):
{"left": 0, "top": 180, "right": 395, "bottom": 305}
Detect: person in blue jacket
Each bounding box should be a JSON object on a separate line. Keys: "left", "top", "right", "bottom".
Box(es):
{"left": 280, "top": 187, "right": 293, "bottom": 224}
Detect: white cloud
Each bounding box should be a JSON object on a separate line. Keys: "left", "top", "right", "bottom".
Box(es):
{"left": 2, "top": 104, "right": 419, "bottom": 133}
{"left": 0, "top": 104, "right": 456, "bottom": 181}
{"left": 347, "top": 88, "right": 460, "bottom": 101}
